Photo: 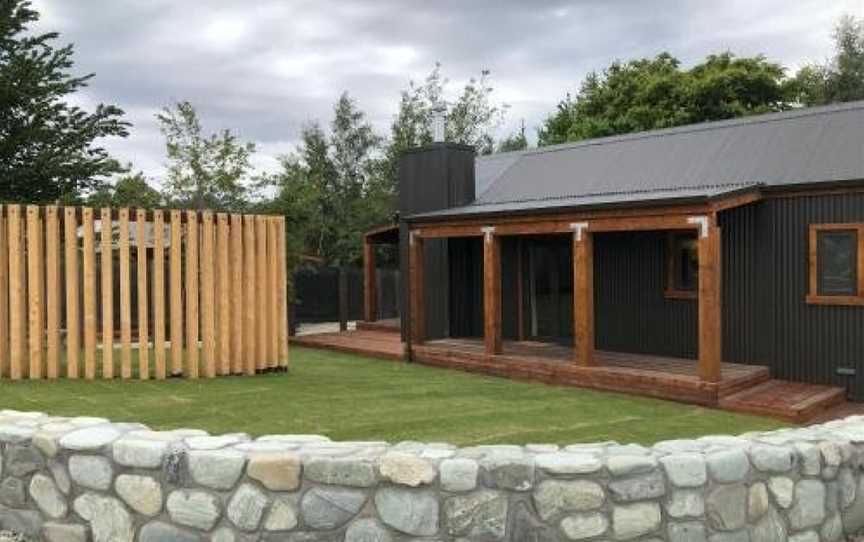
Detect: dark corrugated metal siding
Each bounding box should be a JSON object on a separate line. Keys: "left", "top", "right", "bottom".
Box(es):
{"left": 594, "top": 232, "right": 698, "bottom": 359}
{"left": 448, "top": 238, "right": 483, "bottom": 337}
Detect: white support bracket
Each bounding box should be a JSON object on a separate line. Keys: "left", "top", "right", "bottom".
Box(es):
{"left": 409, "top": 229, "right": 420, "bottom": 246}
{"left": 687, "top": 216, "right": 710, "bottom": 238}
{"left": 570, "top": 222, "right": 589, "bottom": 242}
{"left": 481, "top": 226, "right": 495, "bottom": 243}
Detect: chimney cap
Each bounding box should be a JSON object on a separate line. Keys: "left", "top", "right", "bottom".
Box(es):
{"left": 431, "top": 102, "right": 446, "bottom": 143}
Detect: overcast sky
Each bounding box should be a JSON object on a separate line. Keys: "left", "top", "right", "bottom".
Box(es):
{"left": 32, "top": 0, "right": 863, "bottom": 184}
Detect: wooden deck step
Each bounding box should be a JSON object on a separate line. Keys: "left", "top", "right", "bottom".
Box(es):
{"left": 719, "top": 380, "right": 846, "bottom": 423}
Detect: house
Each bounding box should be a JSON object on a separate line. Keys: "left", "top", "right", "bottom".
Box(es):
{"left": 336, "top": 101, "right": 864, "bottom": 419}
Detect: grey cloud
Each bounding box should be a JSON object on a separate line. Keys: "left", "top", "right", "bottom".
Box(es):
{"left": 31, "top": 0, "right": 859, "bottom": 180}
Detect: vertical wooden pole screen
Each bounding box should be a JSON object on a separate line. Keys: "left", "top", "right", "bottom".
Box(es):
{"left": 0, "top": 208, "right": 7, "bottom": 379}
{"left": 277, "top": 217, "right": 289, "bottom": 368}
{"left": 185, "top": 209, "right": 199, "bottom": 379}
{"left": 45, "top": 206, "right": 60, "bottom": 379}
{"left": 118, "top": 208, "right": 132, "bottom": 379}
{"left": 26, "top": 205, "right": 44, "bottom": 379}
{"left": 66, "top": 208, "right": 81, "bottom": 379}
{"left": 216, "top": 213, "right": 230, "bottom": 375}
{"left": 152, "top": 210, "right": 166, "bottom": 380}
{"left": 169, "top": 210, "right": 183, "bottom": 376}
{"left": 0, "top": 206, "right": 288, "bottom": 381}
{"left": 8, "top": 205, "right": 24, "bottom": 379}
{"left": 100, "top": 208, "right": 114, "bottom": 379}
{"left": 243, "top": 214, "right": 257, "bottom": 375}
{"left": 230, "top": 214, "right": 244, "bottom": 374}
{"left": 200, "top": 211, "right": 215, "bottom": 378}
{"left": 82, "top": 208, "right": 97, "bottom": 380}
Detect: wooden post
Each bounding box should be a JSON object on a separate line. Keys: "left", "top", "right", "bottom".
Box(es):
{"left": 152, "top": 210, "right": 166, "bottom": 380}
{"left": 697, "top": 217, "right": 722, "bottom": 383}
{"left": 82, "top": 208, "right": 97, "bottom": 379}
{"left": 268, "top": 218, "right": 279, "bottom": 368}
{"left": 243, "top": 215, "right": 257, "bottom": 375}
{"left": 255, "top": 216, "right": 267, "bottom": 371}
{"left": 230, "top": 214, "right": 244, "bottom": 374}
{"left": 363, "top": 239, "right": 377, "bottom": 322}
{"left": 200, "top": 211, "right": 215, "bottom": 378}
{"left": 45, "top": 206, "right": 60, "bottom": 379}
{"left": 482, "top": 227, "right": 502, "bottom": 355}
{"left": 169, "top": 210, "right": 183, "bottom": 376}
{"left": 185, "top": 210, "right": 199, "bottom": 378}
{"left": 26, "top": 205, "right": 44, "bottom": 379}
{"left": 7, "top": 206, "right": 24, "bottom": 380}
{"left": 216, "top": 213, "right": 231, "bottom": 375}
{"left": 408, "top": 231, "right": 425, "bottom": 346}
{"left": 276, "top": 217, "right": 289, "bottom": 368}
{"left": 136, "top": 209, "right": 150, "bottom": 380}
{"left": 65, "top": 208, "right": 82, "bottom": 378}
{"left": 118, "top": 208, "right": 132, "bottom": 379}
{"left": 99, "top": 208, "right": 113, "bottom": 379}
{"left": 0, "top": 207, "right": 7, "bottom": 379}
{"left": 338, "top": 267, "right": 349, "bottom": 332}
{"left": 572, "top": 223, "right": 594, "bottom": 366}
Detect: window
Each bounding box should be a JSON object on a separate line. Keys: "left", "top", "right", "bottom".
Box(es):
{"left": 666, "top": 232, "right": 699, "bottom": 299}
{"left": 808, "top": 224, "right": 864, "bottom": 306}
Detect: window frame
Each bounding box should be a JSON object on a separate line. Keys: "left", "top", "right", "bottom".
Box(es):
{"left": 807, "top": 223, "right": 864, "bottom": 306}
{"left": 665, "top": 231, "right": 699, "bottom": 300}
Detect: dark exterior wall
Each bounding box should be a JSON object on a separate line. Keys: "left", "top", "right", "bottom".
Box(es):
{"left": 448, "top": 238, "right": 484, "bottom": 337}
{"left": 721, "top": 194, "right": 864, "bottom": 398}
{"left": 594, "top": 231, "right": 698, "bottom": 359}
{"left": 398, "top": 144, "right": 475, "bottom": 343}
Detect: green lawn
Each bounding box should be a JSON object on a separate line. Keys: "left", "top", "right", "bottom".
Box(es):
{"left": 0, "top": 346, "right": 788, "bottom": 446}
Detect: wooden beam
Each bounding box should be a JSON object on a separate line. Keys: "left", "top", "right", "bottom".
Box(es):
{"left": 136, "top": 209, "right": 150, "bottom": 380}
{"left": 99, "top": 208, "right": 113, "bottom": 379}
{"left": 483, "top": 228, "right": 502, "bottom": 355}
{"left": 415, "top": 224, "right": 484, "bottom": 239}
{"left": 152, "top": 210, "right": 166, "bottom": 379}
{"left": 7, "top": 205, "right": 24, "bottom": 380}
{"left": 230, "top": 214, "right": 244, "bottom": 374}
{"left": 26, "top": 205, "right": 44, "bottom": 379}
{"left": 118, "top": 208, "right": 132, "bottom": 379}
{"left": 0, "top": 208, "right": 7, "bottom": 379}
{"left": 82, "top": 208, "right": 97, "bottom": 380}
{"left": 573, "top": 226, "right": 594, "bottom": 366}
{"left": 363, "top": 239, "right": 377, "bottom": 322}
{"left": 698, "top": 219, "right": 722, "bottom": 383}
{"left": 408, "top": 232, "right": 425, "bottom": 346}
{"left": 63, "top": 207, "right": 81, "bottom": 379}
{"left": 415, "top": 214, "right": 701, "bottom": 238}
{"left": 169, "top": 210, "right": 183, "bottom": 376}
{"left": 45, "top": 206, "right": 60, "bottom": 379}
{"left": 185, "top": 210, "right": 199, "bottom": 378}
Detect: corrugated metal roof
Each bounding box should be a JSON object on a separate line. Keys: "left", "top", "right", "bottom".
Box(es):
{"left": 412, "top": 100, "right": 864, "bottom": 220}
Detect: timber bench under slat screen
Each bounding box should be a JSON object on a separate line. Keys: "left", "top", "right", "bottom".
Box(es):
{"left": 0, "top": 204, "right": 289, "bottom": 381}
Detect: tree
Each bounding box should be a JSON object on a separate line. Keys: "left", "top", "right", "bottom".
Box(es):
{"left": 0, "top": 0, "right": 129, "bottom": 203}
{"left": 538, "top": 52, "right": 792, "bottom": 146}
{"left": 87, "top": 170, "right": 162, "bottom": 208}
{"left": 497, "top": 120, "right": 528, "bottom": 152}
{"left": 378, "top": 64, "right": 508, "bottom": 198}
{"left": 795, "top": 15, "right": 864, "bottom": 106}
{"left": 267, "top": 93, "right": 383, "bottom": 266}
{"left": 157, "top": 100, "right": 255, "bottom": 210}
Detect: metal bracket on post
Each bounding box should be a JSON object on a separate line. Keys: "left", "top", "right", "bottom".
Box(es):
{"left": 570, "top": 222, "right": 589, "bottom": 242}
{"left": 409, "top": 229, "right": 420, "bottom": 246}
{"left": 687, "top": 216, "right": 710, "bottom": 238}
{"left": 481, "top": 226, "right": 495, "bottom": 243}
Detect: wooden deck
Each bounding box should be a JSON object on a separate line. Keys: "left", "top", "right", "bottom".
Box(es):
{"left": 292, "top": 328, "right": 849, "bottom": 422}
{"left": 413, "top": 338, "right": 769, "bottom": 407}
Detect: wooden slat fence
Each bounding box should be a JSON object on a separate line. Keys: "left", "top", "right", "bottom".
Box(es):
{"left": 0, "top": 204, "right": 289, "bottom": 380}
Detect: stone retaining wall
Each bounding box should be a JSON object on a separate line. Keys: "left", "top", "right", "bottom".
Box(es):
{"left": 1, "top": 411, "right": 864, "bottom": 541}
